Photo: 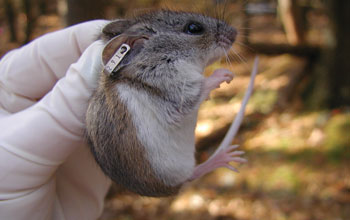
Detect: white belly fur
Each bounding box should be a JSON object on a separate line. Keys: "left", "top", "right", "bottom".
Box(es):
{"left": 117, "top": 84, "right": 197, "bottom": 186}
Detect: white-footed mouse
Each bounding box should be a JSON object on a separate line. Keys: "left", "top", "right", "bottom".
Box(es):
{"left": 86, "top": 10, "right": 258, "bottom": 197}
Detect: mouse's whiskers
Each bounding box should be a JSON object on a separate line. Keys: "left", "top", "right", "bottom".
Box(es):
{"left": 223, "top": 48, "right": 233, "bottom": 70}
{"left": 229, "top": 47, "right": 250, "bottom": 71}
{"left": 235, "top": 41, "right": 256, "bottom": 53}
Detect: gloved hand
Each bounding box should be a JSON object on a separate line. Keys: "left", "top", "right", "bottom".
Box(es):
{"left": 0, "top": 20, "right": 111, "bottom": 220}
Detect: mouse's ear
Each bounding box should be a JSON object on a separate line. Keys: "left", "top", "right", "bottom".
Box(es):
{"left": 102, "top": 19, "right": 133, "bottom": 40}
{"left": 102, "top": 35, "right": 149, "bottom": 77}
{"left": 110, "top": 37, "right": 147, "bottom": 76}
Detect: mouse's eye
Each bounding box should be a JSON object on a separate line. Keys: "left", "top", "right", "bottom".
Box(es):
{"left": 184, "top": 22, "right": 204, "bottom": 35}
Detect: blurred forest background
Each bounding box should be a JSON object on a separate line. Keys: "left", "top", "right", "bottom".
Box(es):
{"left": 0, "top": 0, "right": 349, "bottom": 219}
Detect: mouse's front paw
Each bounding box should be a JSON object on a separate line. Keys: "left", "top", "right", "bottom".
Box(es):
{"left": 207, "top": 68, "right": 234, "bottom": 89}
{"left": 201, "top": 69, "right": 234, "bottom": 102}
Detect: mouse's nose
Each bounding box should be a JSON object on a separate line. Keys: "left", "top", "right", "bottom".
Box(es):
{"left": 217, "top": 21, "right": 237, "bottom": 43}
{"left": 227, "top": 26, "right": 237, "bottom": 43}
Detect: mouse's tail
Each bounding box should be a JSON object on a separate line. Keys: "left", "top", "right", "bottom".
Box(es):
{"left": 211, "top": 56, "right": 259, "bottom": 157}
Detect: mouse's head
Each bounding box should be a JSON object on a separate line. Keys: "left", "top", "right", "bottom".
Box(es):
{"left": 102, "top": 10, "right": 237, "bottom": 76}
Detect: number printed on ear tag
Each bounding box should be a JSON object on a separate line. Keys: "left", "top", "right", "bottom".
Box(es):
{"left": 104, "top": 43, "right": 131, "bottom": 74}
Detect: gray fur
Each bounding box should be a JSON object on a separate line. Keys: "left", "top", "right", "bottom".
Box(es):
{"left": 86, "top": 10, "right": 237, "bottom": 197}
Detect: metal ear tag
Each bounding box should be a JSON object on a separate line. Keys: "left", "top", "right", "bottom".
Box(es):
{"left": 104, "top": 43, "right": 131, "bottom": 74}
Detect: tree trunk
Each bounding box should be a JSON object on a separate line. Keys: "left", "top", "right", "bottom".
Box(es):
{"left": 327, "top": 1, "right": 350, "bottom": 108}
{"left": 278, "top": 0, "right": 305, "bottom": 45}
{"left": 4, "top": 0, "right": 18, "bottom": 42}
{"left": 23, "top": 0, "right": 38, "bottom": 44}
{"left": 65, "top": 0, "right": 108, "bottom": 26}
{"left": 304, "top": 1, "right": 350, "bottom": 109}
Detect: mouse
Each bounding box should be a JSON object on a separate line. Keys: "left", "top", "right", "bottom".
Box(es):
{"left": 85, "top": 10, "right": 258, "bottom": 197}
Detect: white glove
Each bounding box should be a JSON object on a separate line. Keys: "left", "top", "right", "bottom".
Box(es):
{"left": 0, "top": 20, "right": 111, "bottom": 220}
